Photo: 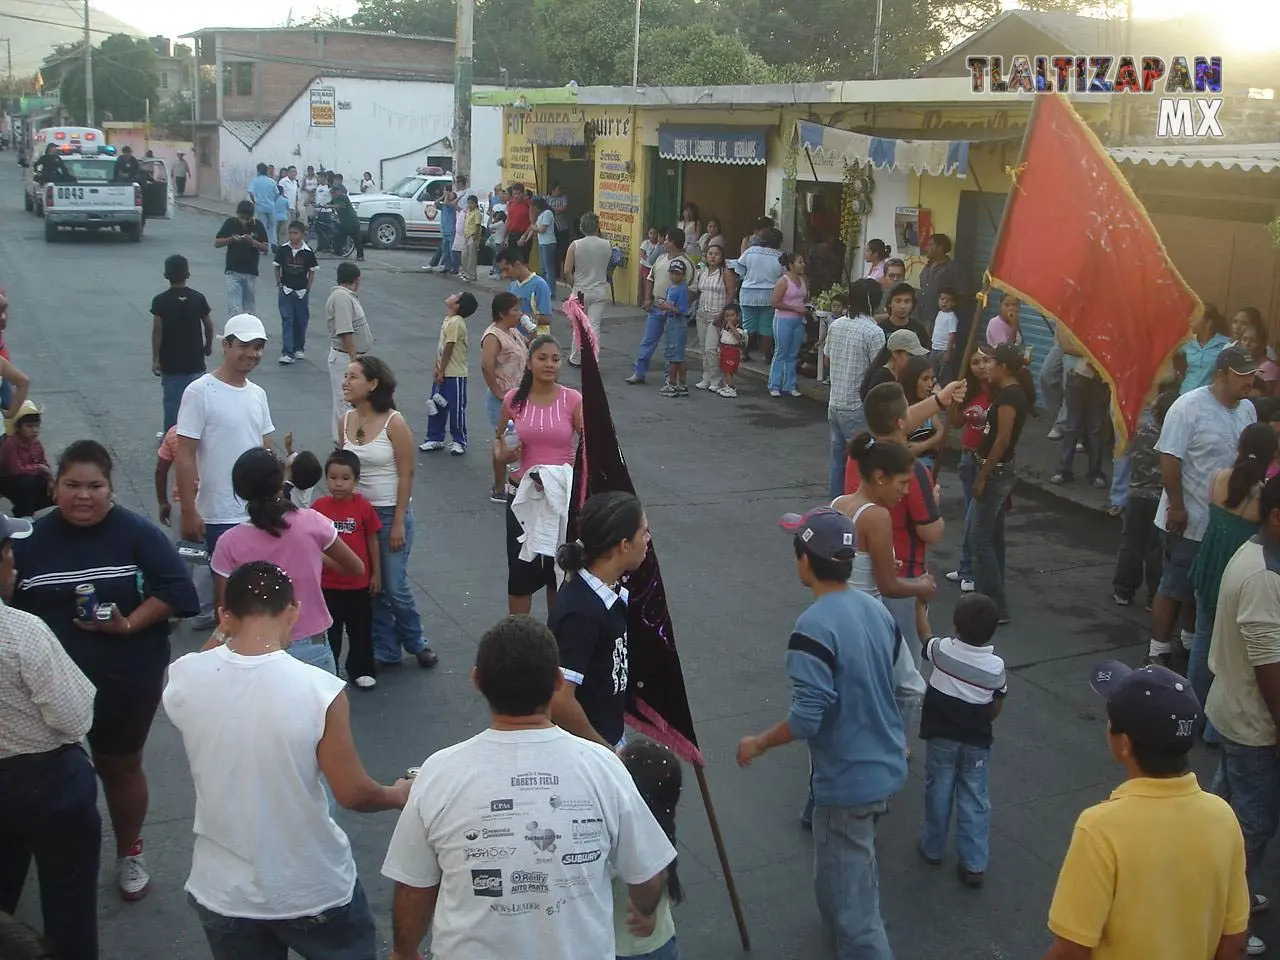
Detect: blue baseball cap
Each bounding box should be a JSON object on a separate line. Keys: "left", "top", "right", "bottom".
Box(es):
{"left": 1090, "top": 660, "right": 1199, "bottom": 747}
{"left": 779, "top": 506, "right": 856, "bottom": 562}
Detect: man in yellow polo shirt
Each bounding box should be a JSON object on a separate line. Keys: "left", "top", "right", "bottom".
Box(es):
{"left": 1041, "top": 661, "right": 1249, "bottom": 960}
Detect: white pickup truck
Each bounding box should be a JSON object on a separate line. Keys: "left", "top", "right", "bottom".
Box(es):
{"left": 41, "top": 154, "right": 169, "bottom": 242}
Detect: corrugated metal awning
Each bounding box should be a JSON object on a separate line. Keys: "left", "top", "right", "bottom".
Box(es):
{"left": 1108, "top": 143, "right": 1280, "bottom": 173}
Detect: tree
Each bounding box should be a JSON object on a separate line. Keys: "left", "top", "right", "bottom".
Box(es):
{"left": 59, "top": 34, "right": 159, "bottom": 124}
{"left": 633, "top": 24, "right": 775, "bottom": 86}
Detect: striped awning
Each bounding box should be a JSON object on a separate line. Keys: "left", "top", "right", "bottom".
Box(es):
{"left": 1108, "top": 143, "right": 1280, "bottom": 173}
{"left": 794, "top": 121, "right": 970, "bottom": 177}
{"left": 658, "top": 125, "right": 767, "bottom": 165}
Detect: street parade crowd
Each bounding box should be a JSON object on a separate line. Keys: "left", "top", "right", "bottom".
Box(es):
{"left": 2, "top": 187, "right": 1280, "bottom": 960}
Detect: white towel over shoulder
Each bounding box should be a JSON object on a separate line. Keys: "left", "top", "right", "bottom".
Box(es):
{"left": 510, "top": 463, "right": 574, "bottom": 568}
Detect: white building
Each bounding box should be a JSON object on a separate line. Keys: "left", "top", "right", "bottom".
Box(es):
{"left": 216, "top": 77, "right": 504, "bottom": 202}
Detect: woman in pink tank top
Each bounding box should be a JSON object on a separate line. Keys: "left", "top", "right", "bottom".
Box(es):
{"left": 768, "top": 252, "right": 809, "bottom": 398}
{"left": 495, "top": 334, "right": 583, "bottom": 615}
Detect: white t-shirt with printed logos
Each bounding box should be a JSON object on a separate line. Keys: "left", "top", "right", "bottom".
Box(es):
{"left": 176, "top": 373, "right": 275, "bottom": 525}
{"left": 381, "top": 727, "right": 675, "bottom": 960}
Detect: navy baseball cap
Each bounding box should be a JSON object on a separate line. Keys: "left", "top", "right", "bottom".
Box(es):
{"left": 1217, "top": 345, "right": 1261, "bottom": 377}
{"left": 1090, "top": 660, "right": 1200, "bottom": 748}
{"left": 0, "top": 515, "right": 32, "bottom": 543}
{"left": 779, "top": 506, "right": 856, "bottom": 562}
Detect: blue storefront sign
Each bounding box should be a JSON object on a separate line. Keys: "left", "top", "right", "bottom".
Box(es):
{"left": 658, "top": 125, "right": 768, "bottom": 165}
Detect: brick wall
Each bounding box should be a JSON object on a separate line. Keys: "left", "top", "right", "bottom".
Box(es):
{"left": 210, "top": 30, "right": 455, "bottom": 122}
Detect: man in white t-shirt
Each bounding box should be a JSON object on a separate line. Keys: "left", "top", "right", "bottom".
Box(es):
{"left": 382, "top": 615, "right": 675, "bottom": 960}
{"left": 176, "top": 314, "right": 276, "bottom": 553}
{"left": 165, "top": 561, "right": 411, "bottom": 958}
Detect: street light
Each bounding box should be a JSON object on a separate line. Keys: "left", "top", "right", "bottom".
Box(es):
{"left": 631, "top": 0, "right": 641, "bottom": 87}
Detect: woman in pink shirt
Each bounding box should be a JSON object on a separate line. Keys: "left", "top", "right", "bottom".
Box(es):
{"left": 210, "top": 447, "right": 364, "bottom": 674}
{"left": 495, "top": 334, "right": 583, "bottom": 615}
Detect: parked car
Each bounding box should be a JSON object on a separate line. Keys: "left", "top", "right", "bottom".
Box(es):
{"left": 349, "top": 167, "right": 491, "bottom": 261}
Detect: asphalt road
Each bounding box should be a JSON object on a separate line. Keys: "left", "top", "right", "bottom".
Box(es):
{"left": 1, "top": 162, "right": 1252, "bottom": 959}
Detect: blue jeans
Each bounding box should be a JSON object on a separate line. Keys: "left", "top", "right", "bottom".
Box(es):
{"left": 633, "top": 312, "right": 667, "bottom": 379}
{"left": 663, "top": 314, "right": 687, "bottom": 366}
{"left": 255, "top": 210, "right": 277, "bottom": 248}
{"left": 957, "top": 451, "right": 978, "bottom": 580}
{"left": 968, "top": 463, "right": 1017, "bottom": 619}
{"left": 225, "top": 271, "right": 256, "bottom": 316}
{"left": 0, "top": 379, "right": 13, "bottom": 411}
{"left": 189, "top": 879, "right": 376, "bottom": 960}
{"left": 162, "top": 371, "right": 202, "bottom": 432}
{"left": 768, "top": 315, "right": 806, "bottom": 393}
{"left": 288, "top": 633, "right": 338, "bottom": 675}
{"left": 921, "top": 738, "right": 991, "bottom": 872}
{"left": 539, "top": 242, "right": 557, "bottom": 285}
{"left": 1214, "top": 739, "right": 1280, "bottom": 897}
{"left": 812, "top": 800, "right": 894, "bottom": 959}
{"left": 279, "top": 290, "right": 310, "bottom": 358}
{"left": 373, "top": 504, "right": 428, "bottom": 663}
{"left": 1110, "top": 452, "right": 1131, "bottom": 508}
{"left": 1189, "top": 599, "right": 1220, "bottom": 743}
{"left": 426, "top": 376, "right": 468, "bottom": 446}
{"left": 430, "top": 232, "right": 457, "bottom": 271}
{"left": 828, "top": 407, "right": 866, "bottom": 500}
{"left": 620, "top": 937, "right": 681, "bottom": 960}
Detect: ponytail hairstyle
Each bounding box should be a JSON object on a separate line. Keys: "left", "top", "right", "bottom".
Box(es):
{"left": 1226, "top": 422, "right": 1279, "bottom": 509}
{"left": 778, "top": 251, "right": 798, "bottom": 270}
{"left": 619, "top": 740, "right": 684, "bottom": 904}
{"left": 231, "top": 447, "right": 295, "bottom": 538}
{"left": 867, "top": 238, "right": 891, "bottom": 259}
{"left": 846, "top": 432, "right": 914, "bottom": 482}
{"left": 847, "top": 277, "right": 881, "bottom": 318}
{"left": 510, "top": 334, "right": 559, "bottom": 413}
{"left": 556, "top": 491, "right": 645, "bottom": 572}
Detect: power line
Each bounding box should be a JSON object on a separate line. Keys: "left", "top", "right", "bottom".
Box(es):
{"left": 0, "top": 9, "right": 124, "bottom": 38}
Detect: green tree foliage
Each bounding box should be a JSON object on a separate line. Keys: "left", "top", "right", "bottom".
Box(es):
{"left": 633, "top": 23, "right": 775, "bottom": 86}
{"left": 59, "top": 34, "right": 159, "bottom": 124}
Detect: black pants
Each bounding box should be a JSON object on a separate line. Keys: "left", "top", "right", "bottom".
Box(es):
{"left": 338, "top": 223, "right": 364, "bottom": 259}
{"left": 324, "top": 587, "right": 375, "bottom": 679}
{"left": 175, "top": 176, "right": 186, "bottom": 196}
{"left": 555, "top": 228, "right": 571, "bottom": 271}
{"left": 0, "top": 744, "right": 101, "bottom": 960}
{"left": 507, "top": 236, "right": 532, "bottom": 264}
{"left": 0, "top": 473, "right": 52, "bottom": 517}
{"left": 1112, "top": 496, "right": 1162, "bottom": 600}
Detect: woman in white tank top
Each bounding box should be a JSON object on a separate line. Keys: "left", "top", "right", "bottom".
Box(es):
{"left": 339, "top": 357, "right": 439, "bottom": 669}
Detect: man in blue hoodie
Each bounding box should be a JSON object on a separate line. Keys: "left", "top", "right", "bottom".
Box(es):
{"left": 737, "top": 506, "right": 907, "bottom": 959}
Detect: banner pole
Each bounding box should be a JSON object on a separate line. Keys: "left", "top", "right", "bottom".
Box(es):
{"left": 695, "top": 765, "right": 751, "bottom": 951}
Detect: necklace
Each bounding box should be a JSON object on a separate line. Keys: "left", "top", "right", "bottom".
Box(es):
{"left": 353, "top": 412, "right": 376, "bottom": 443}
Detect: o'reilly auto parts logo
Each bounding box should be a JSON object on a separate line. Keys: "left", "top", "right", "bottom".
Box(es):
{"left": 562, "top": 849, "right": 602, "bottom": 865}
{"left": 509, "top": 870, "right": 549, "bottom": 895}
{"left": 471, "top": 869, "right": 504, "bottom": 898}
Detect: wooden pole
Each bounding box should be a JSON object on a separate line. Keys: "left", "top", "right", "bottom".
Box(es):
{"left": 695, "top": 764, "right": 751, "bottom": 951}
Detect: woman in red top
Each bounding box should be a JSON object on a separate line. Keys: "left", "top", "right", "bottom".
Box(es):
{"left": 946, "top": 351, "right": 994, "bottom": 593}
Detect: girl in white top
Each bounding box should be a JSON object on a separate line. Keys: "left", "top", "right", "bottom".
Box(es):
{"left": 677, "top": 202, "right": 702, "bottom": 260}
{"left": 692, "top": 243, "right": 737, "bottom": 392}
{"left": 339, "top": 356, "right": 439, "bottom": 668}
{"left": 563, "top": 212, "right": 613, "bottom": 366}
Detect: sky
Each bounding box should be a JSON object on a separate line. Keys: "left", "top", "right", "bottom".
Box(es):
{"left": 87, "top": 0, "right": 1280, "bottom": 48}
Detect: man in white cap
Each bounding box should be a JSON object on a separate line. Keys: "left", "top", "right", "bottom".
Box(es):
{"left": 175, "top": 315, "right": 276, "bottom": 554}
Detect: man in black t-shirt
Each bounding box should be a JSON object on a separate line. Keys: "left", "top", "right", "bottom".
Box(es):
{"left": 215, "top": 200, "right": 270, "bottom": 317}
{"left": 879, "top": 282, "right": 931, "bottom": 347}
{"left": 113, "top": 145, "right": 142, "bottom": 183}
{"left": 547, "top": 568, "right": 630, "bottom": 748}
{"left": 151, "top": 255, "right": 213, "bottom": 435}
{"left": 273, "top": 221, "right": 319, "bottom": 364}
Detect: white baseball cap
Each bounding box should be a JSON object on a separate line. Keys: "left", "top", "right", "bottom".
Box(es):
{"left": 223, "top": 314, "right": 269, "bottom": 342}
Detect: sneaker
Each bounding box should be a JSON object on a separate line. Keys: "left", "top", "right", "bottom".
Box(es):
{"left": 717, "top": 386, "right": 738, "bottom": 398}
{"left": 1248, "top": 934, "right": 1266, "bottom": 957}
{"left": 1091, "top": 476, "right": 1108, "bottom": 490}
{"left": 959, "top": 578, "right": 975, "bottom": 593}
{"left": 489, "top": 489, "right": 507, "bottom": 504}
{"left": 1047, "top": 428, "right": 1064, "bottom": 440}
{"left": 625, "top": 374, "right": 645, "bottom": 385}
{"left": 659, "top": 384, "right": 678, "bottom": 397}
{"left": 117, "top": 840, "right": 150, "bottom": 901}
{"left": 568, "top": 356, "right": 582, "bottom": 368}
{"left": 1254, "top": 894, "right": 1271, "bottom": 916}
{"left": 789, "top": 388, "right": 803, "bottom": 397}
{"left": 769, "top": 388, "right": 782, "bottom": 398}
{"left": 1145, "top": 652, "right": 1172, "bottom": 667}
{"left": 956, "top": 863, "right": 985, "bottom": 888}
{"left": 448, "top": 442, "right": 465, "bottom": 456}
{"left": 945, "top": 570, "right": 962, "bottom": 582}
{"left": 676, "top": 385, "right": 689, "bottom": 396}
{"left": 155, "top": 431, "right": 165, "bottom": 440}
{"left": 415, "top": 648, "right": 440, "bottom": 668}
{"left": 278, "top": 355, "right": 295, "bottom": 365}
{"left": 419, "top": 441, "right": 446, "bottom": 452}
{"left": 1050, "top": 472, "right": 1071, "bottom": 485}
{"left": 1076, "top": 441, "right": 1086, "bottom": 453}
{"left": 694, "top": 380, "right": 711, "bottom": 390}
{"left": 1113, "top": 592, "right": 1132, "bottom": 606}
{"left": 189, "top": 613, "right": 217, "bottom": 631}
{"left": 353, "top": 675, "right": 377, "bottom": 690}
{"left": 918, "top": 846, "right": 942, "bottom": 867}
{"left": 294, "top": 349, "right": 306, "bottom": 360}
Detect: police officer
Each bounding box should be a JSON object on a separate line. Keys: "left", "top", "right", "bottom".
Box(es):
{"left": 113, "top": 144, "right": 142, "bottom": 183}
{"left": 31, "top": 144, "right": 68, "bottom": 183}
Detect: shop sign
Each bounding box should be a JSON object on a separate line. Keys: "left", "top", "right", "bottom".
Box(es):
{"left": 310, "top": 87, "right": 336, "bottom": 128}
{"left": 657, "top": 125, "right": 768, "bottom": 165}
{"left": 527, "top": 122, "right": 586, "bottom": 146}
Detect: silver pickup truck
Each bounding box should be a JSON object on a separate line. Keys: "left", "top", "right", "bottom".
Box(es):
{"left": 41, "top": 155, "right": 174, "bottom": 242}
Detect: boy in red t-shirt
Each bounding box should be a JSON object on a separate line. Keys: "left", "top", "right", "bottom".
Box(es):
{"left": 313, "top": 449, "right": 382, "bottom": 687}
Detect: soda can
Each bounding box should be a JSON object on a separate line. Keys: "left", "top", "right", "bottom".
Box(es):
{"left": 75, "top": 583, "right": 97, "bottom": 622}
{"left": 405, "top": 767, "right": 420, "bottom": 780}
{"left": 94, "top": 603, "right": 117, "bottom": 622}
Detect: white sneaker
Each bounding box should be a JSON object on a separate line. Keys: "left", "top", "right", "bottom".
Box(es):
{"left": 294, "top": 349, "right": 306, "bottom": 360}
{"left": 945, "top": 570, "right": 962, "bottom": 582}
{"left": 717, "top": 386, "right": 737, "bottom": 398}
{"left": 769, "top": 388, "right": 782, "bottom": 397}
{"left": 960, "top": 579, "right": 975, "bottom": 593}
{"left": 419, "top": 441, "right": 446, "bottom": 452}
{"left": 117, "top": 840, "right": 150, "bottom": 901}
{"left": 694, "top": 380, "right": 711, "bottom": 390}
{"left": 1248, "top": 934, "right": 1265, "bottom": 956}
{"left": 278, "top": 355, "right": 295, "bottom": 365}
{"left": 354, "top": 675, "right": 377, "bottom": 689}
{"left": 448, "top": 441, "right": 465, "bottom": 455}
{"left": 789, "top": 389, "right": 803, "bottom": 397}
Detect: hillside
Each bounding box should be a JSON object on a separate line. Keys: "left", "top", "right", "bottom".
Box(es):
{"left": 1, "top": 2, "right": 145, "bottom": 78}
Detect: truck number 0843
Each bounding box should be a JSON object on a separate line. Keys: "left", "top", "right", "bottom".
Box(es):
{"left": 55, "top": 186, "right": 85, "bottom": 200}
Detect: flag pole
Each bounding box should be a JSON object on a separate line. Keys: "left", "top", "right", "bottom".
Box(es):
{"left": 695, "top": 765, "right": 751, "bottom": 951}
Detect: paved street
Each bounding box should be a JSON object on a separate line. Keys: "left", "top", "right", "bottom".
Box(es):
{"left": 1, "top": 161, "right": 1250, "bottom": 960}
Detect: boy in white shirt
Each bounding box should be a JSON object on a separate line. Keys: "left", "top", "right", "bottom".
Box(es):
{"left": 931, "top": 286, "right": 960, "bottom": 382}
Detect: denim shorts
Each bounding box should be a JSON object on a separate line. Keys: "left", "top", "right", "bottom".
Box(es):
{"left": 663, "top": 315, "right": 688, "bottom": 364}
{"left": 485, "top": 389, "right": 504, "bottom": 431}
{"left": 1157, "top": 530, "right": 1200, "bottom": 603}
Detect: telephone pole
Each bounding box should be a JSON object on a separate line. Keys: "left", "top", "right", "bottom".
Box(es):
{"left": 0, "top": 39, "right": 12, "bottom": 81}
{"left": 83, "top": 0, "right": 95, "bottom": 125}
{"left": 452, "top": 0, "right": 473, "bottom": 187}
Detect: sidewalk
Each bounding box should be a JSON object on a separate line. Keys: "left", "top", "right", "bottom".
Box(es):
{"left": 179, "top": 195, "right": 1114, "bottom": 514}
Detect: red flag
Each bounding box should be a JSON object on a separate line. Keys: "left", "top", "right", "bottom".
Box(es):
{"left": 563, "top": 297, "right": 704, "bottom": 767}
{"left": 987, "top": 94, "right": 1201, "bottom": 447}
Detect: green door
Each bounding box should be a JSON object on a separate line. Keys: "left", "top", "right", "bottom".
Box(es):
{"left": 646, "top": 149, "right": 681, "bottom": 233}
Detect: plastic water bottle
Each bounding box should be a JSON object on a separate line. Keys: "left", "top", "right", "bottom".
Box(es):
{"left": 519, "top": 314, "right": 537, "bottom": 335}
{"left": 503, "top": 420, "right": 520, "bottom": 474}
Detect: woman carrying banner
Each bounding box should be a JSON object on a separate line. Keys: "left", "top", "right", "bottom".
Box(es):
{"left": 548, "top": 491, "right": 650, "bottom": 749}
